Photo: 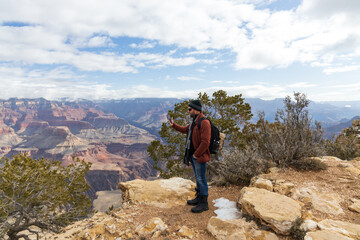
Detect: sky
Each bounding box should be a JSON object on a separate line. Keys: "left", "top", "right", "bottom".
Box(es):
{"left": 0, "top": 0, "right": 360, "bottom": 102}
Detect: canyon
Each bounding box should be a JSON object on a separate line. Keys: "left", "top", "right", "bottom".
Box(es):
{"left": 0, "top": 98, "right": 158, "bottom": 196}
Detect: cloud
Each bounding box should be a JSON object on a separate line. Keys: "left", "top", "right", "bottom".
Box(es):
{"left": 186, "top": 50, "right": 214, "bottom": 55}
{"left": 130, "top": 41, "right": 156, "bottom": 49}
{"left": 1, "top": 64, "right": 359, "bottom": 101}
{"left": 323, "top": 65, "right": 360, "bottom": 74}
{"left": 177, "top": 76, "right": 202, "bottom": 81}
{"left": 287, "top": 82, "right": 317, "bottom": 88}
{"left": 0, "top": 0, "right": 360, "bottom": 73}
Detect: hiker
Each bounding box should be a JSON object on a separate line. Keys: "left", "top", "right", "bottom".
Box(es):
{"left": 168, "top": 100, "right": 211, "bottom": 213}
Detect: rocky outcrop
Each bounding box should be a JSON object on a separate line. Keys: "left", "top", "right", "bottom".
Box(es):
{"left": 238, "top": 187, "right": 302, "bottom": 235}
{"left": 47, "top": 157, "right": 360, "bottom": 240}
{"left": 0, "top": 124, "right": 22, "bottom": 146}
{"left": 119, "top": 177, "right": 195, "bottom": 208}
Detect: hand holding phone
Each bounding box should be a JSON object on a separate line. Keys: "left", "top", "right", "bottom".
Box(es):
{"left": 167, "top": 115, "right": 174, "bottom": 127}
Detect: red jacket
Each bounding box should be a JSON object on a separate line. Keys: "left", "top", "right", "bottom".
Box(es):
{"left": 172, "top": 113, "right": 211, "bottom": 163}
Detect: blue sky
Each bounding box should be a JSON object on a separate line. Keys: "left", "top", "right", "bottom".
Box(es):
{"left": 0, "top": 0, "right": 359, "bottom": 101}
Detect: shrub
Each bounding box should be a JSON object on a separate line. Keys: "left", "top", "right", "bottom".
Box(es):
{"left": 291, "top": 157, "right": 327, "bottom": 171}
{"left": 255, "top": 93, "right": 325, "bottom": 169}
{"left": 208, "top": 144, "right": 270, "bottom": 186}
{"left": 0, "top": 154, "right": 92, "bottom": 240}
{"left": 325, "top": 134, "right": 360, "bottom": 160}
{"left": 290, "top": 218, "right": 307, "bottom": 240}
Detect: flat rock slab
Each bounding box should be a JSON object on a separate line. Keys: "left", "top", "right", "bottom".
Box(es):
{"left": 292, "top": 187, "right": 344, "bottom": 216}
{"left": 318, "top": 219, "right": 360, "bottom": 239}
{"left": 238, "top": 187, "right": 301, "bottom": 235}
{"left": 119, "top": 177, "right": 196, "bottom": 208}
{"left": 305, "top": 230, "right": 353, "bottom": 240}
{"left": 207, "top": 216, "right": 278, "bottom": 240}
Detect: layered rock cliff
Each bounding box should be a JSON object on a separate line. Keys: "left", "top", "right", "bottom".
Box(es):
{"left": 0, "top": 98, "right": 158, "bottom": 193}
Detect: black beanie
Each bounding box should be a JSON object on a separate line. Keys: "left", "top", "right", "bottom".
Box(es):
{"left": 188, "top": 100, "right": 202, "bottom": 111}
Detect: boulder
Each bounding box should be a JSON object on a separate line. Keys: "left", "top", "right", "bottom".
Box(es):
{"left": 238, "top": 187, "right": 302, "bottom": 235}
{"left": 207, "top": 217, "right": 278, "bottom": 240}
{"left": 305, "top": 230, "right": 353, "bottom": 240}
{"left": 349, "top": 198, "right": 360, "bottom": 213}
{"left": 119, "top": 177, "right": 196, "bottom": 208}
{"left": 318, "top": 219, "right": 360, "bottom": 239}
{"left": 292, "top": 187, "right": 344, "bottom": 215}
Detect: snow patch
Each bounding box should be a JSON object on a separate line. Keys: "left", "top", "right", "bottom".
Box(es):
{"left": 213, "top": 197, "right": 242, "bottom": 220}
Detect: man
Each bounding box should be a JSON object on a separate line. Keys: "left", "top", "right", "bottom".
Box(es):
{"left": 168, "top": 100, "right": 211, "bottom": 213}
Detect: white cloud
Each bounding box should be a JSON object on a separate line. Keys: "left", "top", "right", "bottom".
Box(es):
{"left": 87, "top": 36, "right": 115, "bottom": 47}
{"left": 323, "top": 65, "right": 360, "bottom": 74}
{"left": 287, "top": 82, "right": 317, "bottom": 88}
{"left": 186, "top": 50, "right": 214, "bottom": 55}
{"left": 0, "top": 0, "right": 360, "bottom": 74}
{"left": 130, "top": 41, "right": 156, "bottom": 49}
{"left": 177, "top": 76, "right": 202, "bottom": 81}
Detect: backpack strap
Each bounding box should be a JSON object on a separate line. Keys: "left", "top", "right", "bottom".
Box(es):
{"left": 197, "top": 117, "right": 209, "bottom": 130}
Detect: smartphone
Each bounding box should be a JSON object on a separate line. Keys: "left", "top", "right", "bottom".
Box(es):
{"left": 167, "top": 114, "right": 172, "bottom": 124}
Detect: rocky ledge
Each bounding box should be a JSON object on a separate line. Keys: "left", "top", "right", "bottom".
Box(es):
{"left": 44, "top": 156, "right": 360, "bottom": 240}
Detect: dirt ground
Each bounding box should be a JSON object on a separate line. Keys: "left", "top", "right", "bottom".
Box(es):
{"left": 115, "top": 184, "right": 244, "bottom": 240}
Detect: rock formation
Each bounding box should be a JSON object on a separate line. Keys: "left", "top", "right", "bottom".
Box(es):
{"left": 0, "top": 98, "right": 158, "bottom": 193}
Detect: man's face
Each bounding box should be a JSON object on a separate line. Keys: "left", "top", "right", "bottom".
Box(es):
{"left": 188, "top": 107, "right": 196, "bottom": 118}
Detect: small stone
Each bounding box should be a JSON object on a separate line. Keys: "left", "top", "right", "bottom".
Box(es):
{"left": 178, "top": 226, "right": 195, "bottom": 239}
{"left": 135, "top": 217, "right": 168, "bottom": 238}
{"left": 267, "top": 167, "right": 281, "bottom": 173}
{"left": 349, "top": 198, "right": 360, "bottom": 213}
{"left": 300, "top": 220, "right": 318, "bottom": 232}
{"left": 251, "top": 178, "right": 274, "bottom": 191}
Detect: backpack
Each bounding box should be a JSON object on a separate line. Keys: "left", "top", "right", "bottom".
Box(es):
{"left": 197, "top": 117, "right": 221, "bottom": 154}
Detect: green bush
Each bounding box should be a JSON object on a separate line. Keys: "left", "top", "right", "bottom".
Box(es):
{"left": 208, "top": 144, "right": 270, "bottom": 185}
{"left": 0, "top": 154, "right": 92, "bottom": 240}
{"left": 255, "top": 93, "right": 325, "bottom": 169}
{"left": 325, "top": 134, "right": 360, "bottom": 160}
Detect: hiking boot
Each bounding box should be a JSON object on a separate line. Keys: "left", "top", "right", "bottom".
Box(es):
{"left": 191, "top": 195, "right": 209, "bottom": 213}
{"left": 187, "top": 187, "right": 200, "bottom": 205}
